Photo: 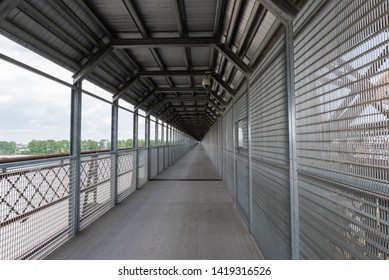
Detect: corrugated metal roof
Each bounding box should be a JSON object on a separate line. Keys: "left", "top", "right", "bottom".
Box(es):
{"left": 0, "top": 0, "right": 305, "bottom": 139}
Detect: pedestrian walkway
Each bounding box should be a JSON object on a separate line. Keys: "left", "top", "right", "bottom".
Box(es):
{"left": 46, "top": 145, "right": 263, "bottom": 259}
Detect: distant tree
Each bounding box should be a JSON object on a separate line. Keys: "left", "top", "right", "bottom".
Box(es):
{"left": 57, "top": 140, "right": 70, "bottom": 153}
{"left": 0, "top": 141, "right": 16, "bottom": 155}
{"left": 138, "top": 139, "right": 146, "bottom": 148}
{"left": 27, "top": 140, "right": 46, "bottom": 154}
{"left": 81, "top": 140, "right": 99, "bottom": 151}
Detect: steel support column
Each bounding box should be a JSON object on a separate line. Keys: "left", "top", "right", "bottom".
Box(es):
{"left": 133, "top": 110, "right": 139, "bottom": 188}
{"left": 111, "top": 100, "right": 119, "bottom": 204}
{"left": 286, "top": 24, "right": 299, "bottom": 260}
{"left": 146, "top": 115, "right": 151, "bottom": 180}
{"left": 246, "top": 82, "right": 253, "bottom": 233}
{"left": 69, "top": 80, "right": 82, "bottom": 235}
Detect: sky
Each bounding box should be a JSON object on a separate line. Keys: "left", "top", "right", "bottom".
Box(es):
{"left": 0, "top": 35, "right": 143, "bottom": 144}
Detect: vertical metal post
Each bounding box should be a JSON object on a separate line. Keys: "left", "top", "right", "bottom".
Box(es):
{"left": 69, "top": 80, "right": 82, "bottom": 235}
{"left": 286, "top": 24, "right": 300, "bottom": 260}
{"left": 146, "top": 115, "right": 151, "bottom": 180}
{"left": 232, "top": 100, "right": 236, "bottom": 203}
{"left": 133, "top": 110, "right": 139, "bottom": 188}
{"left": 246, "top": 82, "right": 253, "bottom": 232}
{"left": 111, "top": 100, "right": 118, "bottom": 204}
{"left": 156, "top": 119, "right": 159, "bottom": 173}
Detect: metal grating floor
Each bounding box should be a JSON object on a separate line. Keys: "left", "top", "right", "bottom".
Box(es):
{"left": 46, "top": 145, "right": 263, "bottom": 259}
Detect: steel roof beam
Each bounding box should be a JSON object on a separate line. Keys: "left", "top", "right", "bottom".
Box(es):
{"left": 208, "top": 90, "right": 227, "bottom": 106}
{"left": 258, "top": 0, "right": 299, "bottom": 24}
{"left": 111, "top": 37, "right": 218, "bottom": 48}
{"left": 156, "top": 105, "right": 172, "bottom": 119}
{"left": 20, "top": 1, "right": 90, "bottom": 55}
{"left": 138, "top": 70, "right": 212, "bottom": 77}
{"left": 134, "top": 88, "right": 156, "bottom": 111}
{"left": 208, "top": 98, "right": 224, "bottom": 113}
{"left": 170, "top": 105, "right": 207, "bottom": 109}
{"left": 174, "top": 110, "right": 207, "bottom": 114}
{"left": 73, "top": 46, "right": 113, "bottom": 82}
{"left": 154, "top": 87, "right": 208, "bottom": 92}
{"left": 0, "top": 21, "right": 79, "bottom": 70}
{"left": 210, "top": 0, "right": 227, "bottom": 71}
{"left": 112, "top": 75, "right": 139, "bottom": 101}
{"left": 211, "top": 74, "right": 235, "bottom": 97}
{"left": 163, "top": 96, "right": 208, "bottom": 102}
{"left": 147, "top": 99, "right": 164, "bottom": 116}
{"left": 50, "top": 0, "right": 101, "bottom": 45}
{"left": 0, "top": 0, "right": 20, "bottom": 21}
{"left": 173, "top": 0, "right": 188, "bottom": 37}
{"left": 122, "top": 0, "right": 177, "bottom": 96}
{"left": 217, "top": 43, "right": 253, "bottom": 76}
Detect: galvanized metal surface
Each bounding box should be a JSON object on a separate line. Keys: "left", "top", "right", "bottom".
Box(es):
{"left": 0, "top": 158, "right": 73, "bottom": 259}
{"left": 45, "top": 145, "right": 262, "bottom": 260}
{"left": 0, "top": 0, "right": 294, "bottom": 140}
{"left": 294, "top": 0, "right": 389, "bottom": 259}
{"left": 249, "top": 34, "right": 291, "bottom": 260}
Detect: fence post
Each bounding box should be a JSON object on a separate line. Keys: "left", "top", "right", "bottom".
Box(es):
{"left": 69, "top": 80, "right": 82, "bottom": 235}
{"left": 286, "top": 23, "right": 300, "bottom": 260}
{"left": 111, "top": 100, "right": 118, "bottom": 204}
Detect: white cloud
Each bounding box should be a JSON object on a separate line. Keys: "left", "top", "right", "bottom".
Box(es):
{"left": 0, "top": 95, "right": 11, "bottom": 104}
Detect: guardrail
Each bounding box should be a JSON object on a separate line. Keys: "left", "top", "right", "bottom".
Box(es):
{"left": 0, "top": 143, "right": 196, "bottom": 259}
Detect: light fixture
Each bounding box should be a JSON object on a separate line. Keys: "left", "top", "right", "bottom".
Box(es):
{"left": 201, "top": 74, "right": 211, "bottom": 89}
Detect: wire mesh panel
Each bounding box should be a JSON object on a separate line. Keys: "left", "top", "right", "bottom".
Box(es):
{"left": 168, "top": 146, "right": 173, "bottom": 166}
{"left": 0, "top": 158, "right": 73, "bottom": 259}
{"left": 250, "top": 33, "right": 291, "bottom": 259}
{"left": 234, "top": 87, "right": 250, "bottom": 223}
{"left": 149, "top": 148, "right": 158, "bottom": 178}
{"left": 79, "top": 153, "right": 114, "bottom": 230}
{"left": 218, "top": 120, "right": 223, "bottom": 176}
{"left": 164, "top": 147, "right": 169, "bottom": 170}
{"left": 294, "top": 0, "right": 389, "bottom": 259}
{"left": 158, "top": 147, "right": 164, "bottom": 173}
{"left": 138, "top": 149, "right": 148, "bottom": 187}
{"left": 116, "top": 150, "right": 136, "bottom": 202}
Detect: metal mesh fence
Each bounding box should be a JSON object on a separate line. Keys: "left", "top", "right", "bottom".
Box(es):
{"left": 138, "top": 149, "right": 148, "bottom": 187}
{"left": 149, "top": 148, "right": 158, "bottom": 178}
{"left": 117, "top": 150, "right": 136, "bottom": 202}
{"left": 158, "top": 147, "right": 164, "bottom": 173}
{"left": 249, "top": 34, "right": 291, "bottom": 260}
{"left": 79, "top": 153, "right": 114, "bottom": 230}
{"left": 295, "top": 0, "right": 389, "bottom": 259}
{"left": 0, "top": 157, "right": 73, "bottom": 259}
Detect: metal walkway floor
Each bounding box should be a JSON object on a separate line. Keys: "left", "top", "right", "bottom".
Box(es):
{"left": 46, "top": 145, "right": 263, "bottom": 259}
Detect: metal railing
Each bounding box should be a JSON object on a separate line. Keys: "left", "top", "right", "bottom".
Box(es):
{"left": 0, "top": 142, "right": 196, "bottom": 259}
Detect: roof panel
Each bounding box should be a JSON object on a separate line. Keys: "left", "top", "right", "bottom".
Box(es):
{"left": 231, "top": 0, "right": 255, "bottom": 50}
{"left": 62, "top": 0, "right": 106, "bottom": 42}
{"left": 9, "top": 10, "right": 82, "bottom": 64}
{"left": 133, "top": 0, "right": 178, "bottom": 33}
{"left": 157, "top": 47, "right": 186, "bottom": 68}
{"left": 190, "top": 47, "right": 211, "bottom": 68}
{"left": 246, "top": 11, "right": 277, "bottom": 60}
{"left": 184, "top": 0, "right": 216, "bottom": 32}
{"left": 84, "top": 0, "right": 139, "bottom": 33}
{"left": 127, "top": 48, "right": 159, "bottom": 69}
{"left": 171, "top": 76, "right": 191, "bottom": 86}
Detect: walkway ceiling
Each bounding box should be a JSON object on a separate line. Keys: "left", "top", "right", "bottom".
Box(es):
{"left": 0, "top": 0, "right": 306, "bottom": 140}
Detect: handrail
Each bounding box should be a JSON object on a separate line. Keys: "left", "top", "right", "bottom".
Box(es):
{"left": 0, "top": 149, "right": 115, "bottom": 165}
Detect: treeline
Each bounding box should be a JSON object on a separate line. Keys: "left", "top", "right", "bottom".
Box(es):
{"left": 0, "top": 139, "right": 147, "bottom": 155}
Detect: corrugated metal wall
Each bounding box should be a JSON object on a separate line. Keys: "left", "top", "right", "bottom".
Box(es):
{"left": 294, "top": 0, "right": 389, "bottom": 260}
{"left": 203, "top": 0, "right": 389, "bottom": 260}
{"left": 250, "top": 34, "right": 291, "bottom": 259}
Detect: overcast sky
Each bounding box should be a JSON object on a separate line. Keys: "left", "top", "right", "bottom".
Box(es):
{"left": 0, "top": 35, "right": 142, "bottom": 144}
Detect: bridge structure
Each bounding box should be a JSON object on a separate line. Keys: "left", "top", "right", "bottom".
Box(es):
{"left": 0, "top": 0, "right": 388, "bottom": 260}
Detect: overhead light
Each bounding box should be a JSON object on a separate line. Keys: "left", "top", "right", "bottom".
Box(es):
{"left": 201, "top": 75, "right": 211, "bottom": 89}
